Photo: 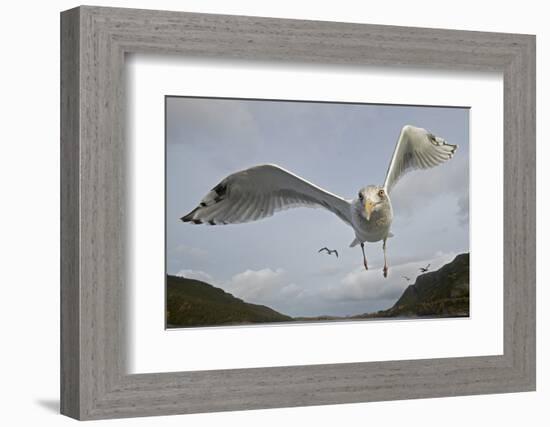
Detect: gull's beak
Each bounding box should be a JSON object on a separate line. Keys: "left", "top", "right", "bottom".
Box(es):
{"left": 365, "top": 200, "right": 375, "bottom": 221}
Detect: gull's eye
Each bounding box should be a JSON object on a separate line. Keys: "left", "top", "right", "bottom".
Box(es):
{"left": 378, "top": 189, "right": 385, "bottom": 198}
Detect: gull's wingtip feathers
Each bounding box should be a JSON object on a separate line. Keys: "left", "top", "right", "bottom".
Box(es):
{"left": 180, "top": 181, "right": 231, "bottom": 225}
{"left": 180, "top": 207, "right": 201, "bottom": 223}
{"left": 181, "top": 208, "right": 226, "bottom": 226}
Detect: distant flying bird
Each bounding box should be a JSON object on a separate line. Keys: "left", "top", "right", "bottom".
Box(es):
{"left": 181, "top": 125, "right": 457, "bottom": 278}
{"left": 318, "top": 247, "right": 339, "bottom": 258}
{"left": 419, "top": 264, "right": 431, "bottom": 273}
{"left": 402, "top": 276, "right": 411, "bottom": 282}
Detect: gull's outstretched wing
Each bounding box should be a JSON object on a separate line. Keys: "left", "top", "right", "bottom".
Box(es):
{"left": 383, "top": 125, "right": 458, "bottom": 194}
{"left": 181, "top": 164, "right": 352, "bottom": 226}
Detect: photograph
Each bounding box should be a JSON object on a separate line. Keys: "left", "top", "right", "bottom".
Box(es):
{"left": 165, "top": 96, "right": 470, "bottom": 328}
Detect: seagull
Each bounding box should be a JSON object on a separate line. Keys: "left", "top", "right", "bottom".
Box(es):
{"left": 181, "top": 125, "right": 457, "bottom": 278}
{"left": 318, "top": 247, "right": 339, "bottom": 258}
{"left": 419, "top": 264, "right": 431, "bottom": 273}
{"left": 402, "top": 276, "right": 411, "bottom": 282}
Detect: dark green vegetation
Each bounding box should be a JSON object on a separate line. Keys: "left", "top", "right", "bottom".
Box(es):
{"left": 167, "top": 253, "right": 469, "bottom": 328}
{"left": 166, "top": 275, "right": 292, "bottom": 328}
{"left": 358, "top": 253, "right": 470, "bottom": 319}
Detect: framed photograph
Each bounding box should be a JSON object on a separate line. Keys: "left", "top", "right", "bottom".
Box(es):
{"left": 60, "top": 6, "right": 535, "bottom": 420}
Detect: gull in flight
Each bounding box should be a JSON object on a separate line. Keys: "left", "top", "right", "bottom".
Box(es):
{"left": 181, "top": 125, "right": 457, "bottom": 278}
{"left": 318, "top": 247, "right": 339, "bottom": 258}
{"left": 419, "top": 264, "right": 431, "bottom": 273}
{"left": 402, "top": 276, "right": 412, "bottom": 282}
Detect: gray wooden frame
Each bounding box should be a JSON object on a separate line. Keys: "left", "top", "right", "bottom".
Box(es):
{"left": 60, "top": 5, "right": 536, "bottom": 420}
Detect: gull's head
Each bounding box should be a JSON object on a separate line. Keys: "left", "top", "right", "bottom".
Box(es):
{"left": 357, "top": 185, "right": 390, "bottom": 221}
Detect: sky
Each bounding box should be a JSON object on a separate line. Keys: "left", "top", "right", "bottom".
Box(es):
{"left": 166, "top": 96, "right": 469, "bottom": 317}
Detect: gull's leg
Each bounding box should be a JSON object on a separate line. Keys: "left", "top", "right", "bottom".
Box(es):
{"left": 382, "top": 238, "right": 388, "bottom": 278}
{"left": 361, "top": 242, "right": 368, "bottom": 271}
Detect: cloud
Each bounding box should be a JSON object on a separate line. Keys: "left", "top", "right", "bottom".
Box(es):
{"left": 322, "top": 268, "right": 406, "bottom": 302}
{"left": 390, "top": 149, "right": 469, "bottom": 221}
{"left": 318, "top": 252, "right": 458, "bottom": 305}
{"left": 224, "top": 268, "right": 303, "bottom": 305}
{"left": 176, "top": 267, "right": 304, "bottom": 308}
{"left": 314, "top": 265, "right": 347, "bottom": 277}
{"left": 176, "top": 269, "right": 215, "bottom": 284}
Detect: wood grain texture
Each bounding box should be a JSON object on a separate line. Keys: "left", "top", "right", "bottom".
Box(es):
{"left": 60, "top": 7, "right": 80, "bottom": 419}
{"left": 60, "top": 6, "right": 536, "bottom": 420}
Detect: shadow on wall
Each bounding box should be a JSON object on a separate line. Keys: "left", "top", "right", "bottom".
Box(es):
{"left": 35, "top": 399, "right": 59, "bottom": 414}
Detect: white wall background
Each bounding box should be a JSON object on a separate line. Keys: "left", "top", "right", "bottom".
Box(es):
{"left": 0, "top": 0, "right": 546, "bottom": 425}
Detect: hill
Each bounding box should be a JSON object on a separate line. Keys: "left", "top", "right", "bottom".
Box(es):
{"left": 166, "top": 275, "right": 292, "bottom": 328}
{"left": 357, "top": 253, "right": 470, "bottom": 318}
{"left": 167, "top": 253, "right": 470, "bottom": 327}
